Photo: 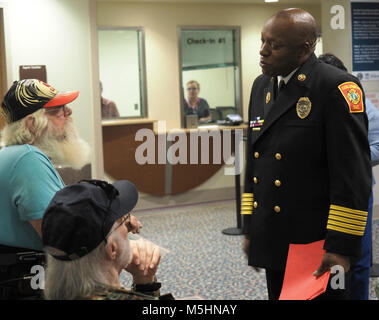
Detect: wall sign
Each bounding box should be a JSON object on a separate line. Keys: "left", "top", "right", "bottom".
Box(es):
{"left": 351, "top": 1, "right": 379, "bottom": 81}
{"left": 181, "top": 30, "right": 234, "bottom": 69}
{"left": 19, "top": 65, "right": 47, "bottom": 82}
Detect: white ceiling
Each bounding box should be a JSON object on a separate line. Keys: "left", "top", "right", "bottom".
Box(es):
{"left": 97, "top": 0, "right": 321, "bottom": 4}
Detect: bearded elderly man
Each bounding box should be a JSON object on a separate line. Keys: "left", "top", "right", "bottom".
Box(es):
{"left": 0, "top": 79, "right": 141, "bottom": 299}
{"left": 242, "top": 9, "right": 371, "bottom": 300}
{"left": 0, "top": 79, "right": 90, "bottom": 247}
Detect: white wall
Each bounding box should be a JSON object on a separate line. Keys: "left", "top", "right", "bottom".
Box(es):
{"left": 0, "top": 0, "right": 104, "bottom": 179}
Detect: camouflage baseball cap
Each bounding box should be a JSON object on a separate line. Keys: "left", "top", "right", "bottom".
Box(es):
{"left": 1, "top": 79, "right": 79, "bottom": 122}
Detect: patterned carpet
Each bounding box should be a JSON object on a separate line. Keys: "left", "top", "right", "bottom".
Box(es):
{"left": 119, "top": 200, "right": 379, "bottom": 300}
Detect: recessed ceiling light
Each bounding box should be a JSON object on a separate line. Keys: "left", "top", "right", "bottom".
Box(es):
{"left": 265, "top": 0, "right": 279, "bottom": 3}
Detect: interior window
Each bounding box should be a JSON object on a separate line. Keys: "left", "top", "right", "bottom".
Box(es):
{"left": 179, "top": 27, "right": 242, "bottom": 127}
{"left": 98, "top": 28, "right": 147, "bottom": 120}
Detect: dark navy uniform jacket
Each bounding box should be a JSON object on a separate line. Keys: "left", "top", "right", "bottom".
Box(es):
{"left": 242, "top": 53, "right": 372, "bottom": 271}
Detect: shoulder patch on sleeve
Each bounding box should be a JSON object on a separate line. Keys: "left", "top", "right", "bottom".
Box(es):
{"left": 337, "top": 81, "right": 364, "bottom": 113}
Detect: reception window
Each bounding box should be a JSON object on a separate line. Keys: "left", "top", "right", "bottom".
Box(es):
{"left": 179, "top": 27, "right": 242, "bottom": 127}
{"left": 98, "top": 28, "right": 147, "bottom": 119}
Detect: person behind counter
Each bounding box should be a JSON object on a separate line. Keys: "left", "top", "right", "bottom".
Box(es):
{"left": 100, "top": 81, "right": 120, "bottom": 119}
{"left": 184, "top": 80, "right": 211, "bottom": 122}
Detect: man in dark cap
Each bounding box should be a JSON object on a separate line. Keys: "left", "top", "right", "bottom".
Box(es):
{"left": 42, "top": 179, "right": 171, "bottom": 300}
{"left": 241, "top": 9, "right": 371, "bottom": 300}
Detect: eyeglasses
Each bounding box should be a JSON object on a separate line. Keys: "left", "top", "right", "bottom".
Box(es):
{"left": 108, "top": 213, "right": 132, "bottom": 237}
{"left": 187, "top": 87, "right": 198, "bottom": 91}
{"left": 45, "top": 105, "right": 70, "bottom": 118}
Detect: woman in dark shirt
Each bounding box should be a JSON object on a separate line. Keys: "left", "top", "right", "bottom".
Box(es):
{"left": 184, "top": 80, "right": 211, "bottom": 122}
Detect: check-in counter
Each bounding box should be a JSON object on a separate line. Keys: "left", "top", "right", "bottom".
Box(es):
{"left": 102, "top": 119, "right": 247, "bottom": 196}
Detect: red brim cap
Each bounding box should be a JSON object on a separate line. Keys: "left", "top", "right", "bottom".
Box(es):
{"left": 43, "top": 91, "right": 79, "bottom": 108}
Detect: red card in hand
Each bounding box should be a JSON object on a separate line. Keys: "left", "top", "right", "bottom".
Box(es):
{"left": 279, "top": 240, "right": 330, "bottom": 300}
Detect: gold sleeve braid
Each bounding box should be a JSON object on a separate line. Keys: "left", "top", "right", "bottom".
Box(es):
{"left": 241, "top": 193, "right": 253, "bottom": 215}
{"left": 326, "top": 204, "right": 367, "bottom": 236}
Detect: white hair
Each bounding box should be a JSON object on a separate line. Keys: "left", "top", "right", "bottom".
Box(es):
{"left": 43, "top": 229, "right": 132, "bottom": 300}
{"left": 43, "top": 242, "right": 109, "bottom": 300}
{"left": 36, "top": 117, "right": 91, "bottom": 170}
{"left": 0, "top": 109, "right": 48, "bottom": 147}
{"left": 0, "top": 108, "right": 90, "bottom": 169}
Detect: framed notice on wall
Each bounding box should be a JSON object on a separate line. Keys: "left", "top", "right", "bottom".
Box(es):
{"left": 19, "top": 65, "right": 47, "bottom": 82}
{"left": 351, "top": 1, "right": 379, "bottom": 81}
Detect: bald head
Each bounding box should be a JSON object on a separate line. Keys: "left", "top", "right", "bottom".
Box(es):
{"left": 259, "top": 8, "right": 318, "bottom": 76}
{"left": 273, "top": 8, "right": 318, "bottom": 49}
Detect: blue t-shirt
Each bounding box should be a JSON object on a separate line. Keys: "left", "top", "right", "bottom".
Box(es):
{"left": 0, "top": 144, "right": 65, "bottom": 250}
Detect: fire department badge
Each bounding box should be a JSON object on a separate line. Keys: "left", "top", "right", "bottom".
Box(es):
{"left": 296, "top": 97, "right": 312, "bottom": 119}
{"left": 338, "top": 82, "right": 364, "bottom": 113}
{"left": 266, "top": 91, "right": 271, "bottom": 104}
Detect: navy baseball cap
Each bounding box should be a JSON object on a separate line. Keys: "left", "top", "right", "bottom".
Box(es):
{"left": 42, "top": 180, "right": 138, "bottom": 261}
{"left": 1, "top": 79, "right": 79, "bottom": 123}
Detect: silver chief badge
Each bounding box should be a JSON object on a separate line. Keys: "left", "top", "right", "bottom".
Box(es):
{"left": 296, "top": 97, "right": 312, "bottom": 119}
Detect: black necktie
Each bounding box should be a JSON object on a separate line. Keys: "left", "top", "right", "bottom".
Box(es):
{"left": 267, "top": 79, "right": 285, "bottom": 116}
{"left": 278, "top": 80, "right": 286, "bottom": 95}
{"left": 273, "top": 79, "right": 285, "bottom": 101}
{"left": 273, "top": 79, "right": 278, "bottom": 101}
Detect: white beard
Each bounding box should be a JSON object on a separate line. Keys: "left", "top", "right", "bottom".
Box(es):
{"left": 35, "top": 118, "right": 91, "bottom": 170}
{"left": 113, "top": 231, "right": 133, "bottom": 270}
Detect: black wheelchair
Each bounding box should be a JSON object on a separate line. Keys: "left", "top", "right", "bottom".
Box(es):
{"left": 0, "top": 245, "right": 45, "bottom": 300}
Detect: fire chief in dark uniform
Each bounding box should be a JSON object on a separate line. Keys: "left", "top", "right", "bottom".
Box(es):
{"left": 242, "top": 8, "right": 371, "bottom": 300}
